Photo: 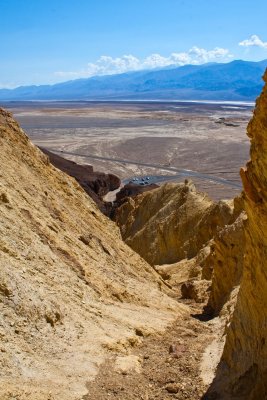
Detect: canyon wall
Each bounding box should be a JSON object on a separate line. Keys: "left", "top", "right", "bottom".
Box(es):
{"left": 205, "top": 70, "right": 267, "bottom": 399}
{"left": 207, "top": 197, "right": 245, "bottom": 316}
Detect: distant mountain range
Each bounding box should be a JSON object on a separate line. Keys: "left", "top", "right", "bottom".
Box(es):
{"left": 1, "top": 59, "right": 267, "bottom": 101}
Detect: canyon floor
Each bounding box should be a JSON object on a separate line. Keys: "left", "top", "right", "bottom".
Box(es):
{"left": 3, "top": 100, "right": 253, "bottom": 200}
{"left": 84, "top": 300, "right": 221, "bottom": 400}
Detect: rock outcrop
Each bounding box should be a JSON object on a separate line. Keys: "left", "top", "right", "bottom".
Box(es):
{"left": 112, "top": 182, "right": 158, "bottom": 209}
{"left": 205, "top": 70, "right": 267, "bottom": 399}
{"left": 40, "top": 147, "right": 120, "bottom": 215}
{"left": 207, "top": 199, "right": 246, "bottom": 316}
{"left": 0, "top": 109, "right": 184, "bottom": 399}
{"left": 115, "top": 181, "right": 235, "bottom": 266}
{"left": 115, "top": 183, "right": 158, "bottom": 203}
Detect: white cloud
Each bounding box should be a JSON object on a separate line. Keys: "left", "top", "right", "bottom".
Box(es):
{"left": 188, "top": 46, "right": 231, "bottom": 63}
{"left": 87, "top": 55, "right": 141, "bottom": 76}
{"left": 239, "top": 35, "right": 267, "bottom": 49}
{"left": 55, "top": 46, "right": 232, "bottom": 80}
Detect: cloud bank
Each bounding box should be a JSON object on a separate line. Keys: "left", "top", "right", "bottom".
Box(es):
{"left": 55, "top": 46, "right": 232, "bottom": 79}
{"left": 239, "top": 35, "right": 267, "bottom": 49}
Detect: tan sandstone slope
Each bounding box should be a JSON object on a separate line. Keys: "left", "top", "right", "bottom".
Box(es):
{"left": 205, "top": 71, "right": 267, "bottom": 399}
{"left": 115, "top": 181, "right": 236, "bottom": 266}
{"left": 0, "top": 109, "right": 185, "bottom": 400}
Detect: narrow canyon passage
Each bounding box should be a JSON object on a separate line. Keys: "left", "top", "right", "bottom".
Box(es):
{"left": 84, "top": 301, "right": 219, "bottom": 400}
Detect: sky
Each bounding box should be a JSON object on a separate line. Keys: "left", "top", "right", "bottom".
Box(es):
{"left": 1, "top": 0, "right": 267, "bottom": 88}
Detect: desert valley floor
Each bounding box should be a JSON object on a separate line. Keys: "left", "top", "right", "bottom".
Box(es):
{"left": 3, "top": 100, "right": 253, "bottom": 200}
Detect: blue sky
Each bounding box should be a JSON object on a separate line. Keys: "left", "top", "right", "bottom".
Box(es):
{"left": 1, "top": 0, "right": 267, "bottom": 88}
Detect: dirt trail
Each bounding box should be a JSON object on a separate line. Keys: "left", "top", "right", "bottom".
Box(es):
{"left": 84, "top": 301, "right": 218, "bottom": 400}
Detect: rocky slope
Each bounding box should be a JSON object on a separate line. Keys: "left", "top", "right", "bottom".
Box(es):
{"left": 0, "top": 108, "right": 185, "bottom": 400}
{"left": 205, "top": 70, "right": 267, "bottom": 399}
{"left": 115, "top": 181, "right": 235, "bottom": 266}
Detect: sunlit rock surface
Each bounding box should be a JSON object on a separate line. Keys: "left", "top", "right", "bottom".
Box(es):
{"left": 0, "top": 109, "right": 184, "bottom": 399}
{"left": 206, "top": 70, "right": 267, "bottom": 399}
{"left": 116, "top": 181, "right": 235, "bottom": 266}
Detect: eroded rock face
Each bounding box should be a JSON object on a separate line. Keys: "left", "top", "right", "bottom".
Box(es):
{"left": 181, "top": 279, "right": 211, "bottom": 303}
{"left": 206, "top": 71, "right": 267, "bottom": 399}
{"left": 115, "top": 181, "right": 235, "bottom": 266}
{"left": 40, "top": 147, "right": 120, "bottom": 215}
{"left": 207, "top": 197, "right": 246, "bottom": 316}
{"left": 0, "top": 109, "right": 183, "bottom": 399}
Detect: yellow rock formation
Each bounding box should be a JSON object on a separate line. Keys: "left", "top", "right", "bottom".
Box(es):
{"left": 206, "top": 71, "right": 267, "bottom": 399}
{"left": 116, "top": 181, "right": 235, "bottom": 266}
{"left": 207, "top": 197, "right": 246, "bottom": 316}
{"left": 0, "top": 109, "right": 185, "bottom": 399}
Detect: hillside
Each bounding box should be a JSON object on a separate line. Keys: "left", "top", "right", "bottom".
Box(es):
{"left": 0, "top": 59, "right": 266, "bottom": 101}
{"left": 0, "top": 108, "right": 183, "bottom": 399}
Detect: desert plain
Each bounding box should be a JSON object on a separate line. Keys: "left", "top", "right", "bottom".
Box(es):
{"left": 3, "top": 100, "right": 253, "bottom": 200}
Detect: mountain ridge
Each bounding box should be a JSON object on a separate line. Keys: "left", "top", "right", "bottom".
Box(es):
{"left": 1, "top": 59, "right": 267, "bottom": 101}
